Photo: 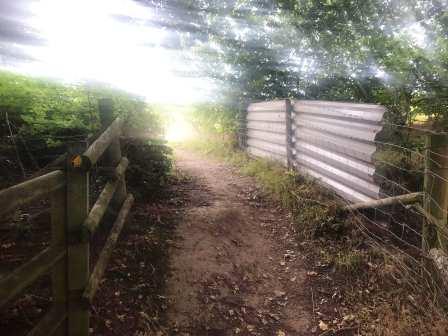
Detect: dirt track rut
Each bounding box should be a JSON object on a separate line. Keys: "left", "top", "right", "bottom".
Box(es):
{"left": 165, "top": 149, "right": 311, "bottom": 336}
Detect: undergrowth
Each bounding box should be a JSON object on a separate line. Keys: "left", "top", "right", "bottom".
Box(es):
{"left": 123, "top": 138, "right": 172, "bottom": 201}
{"left": 181, "top": 138, "right": 448, "bottom": 336}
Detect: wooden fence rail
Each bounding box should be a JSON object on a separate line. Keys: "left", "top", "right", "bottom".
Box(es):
{"left": 0, "top": 99, "right": 134, "bottom": 336}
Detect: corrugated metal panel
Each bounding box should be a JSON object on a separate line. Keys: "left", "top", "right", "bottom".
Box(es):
{"left": 245, "top": 99, "right": 386, "bottom": 203}
{"left": 292, "top": 100, "right": 386, "bottom": 203}
{"left": 246, "top": 100, "right": 288, "bottom": 164}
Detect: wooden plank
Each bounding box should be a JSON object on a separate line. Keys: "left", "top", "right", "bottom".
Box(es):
{"left": 114, "top": 157, "right": 129, "bottom": 180}
{"left": 414, "top": 204, "right": 448, "bottom": 240}
{"left": 66, "top": 143, "right": 90, "bottom": 336}
{"left": 27, "top": 304, "right": 67, "bottom": 336}
{"left": 82, "top": 118, "right": 122, "bottom": 166}
{"left": 82, "top": 194, "right": 134, "bottom": 304}
{"left": 93, "top": 157, "right": 129, "bottom": 180}
{"left": 51, "top": 187, "right": 67, "bottom": 336}
{"left": 83, "top": 157, "right": 129, "bottom": 235}
{"left": 423, "top": 134, "right": 448, "bottom": 251}
{"left": 98, "top": 100, "right": 127, "bottom": 209}
{"left": 83, "top": 180, "right": 118, "bottom": 234}
{"left": 31, "top": 153, "right": 67, "bottom": 179}
{"left": 0, "top": 170, "right": 65, "bottom": 215}
{"left": 343, "top": 192, "right": 423, "bottom": 211}
{"left": 0, "top": 247, "right": 65, "bottom": 307}
{"left": 429, "top": 248, "right": 448, "bottom": 286}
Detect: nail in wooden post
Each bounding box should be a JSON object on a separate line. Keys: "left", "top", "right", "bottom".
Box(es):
{"left": 98, "top": 98, "right": 126, "bottom": 208}
{"left": 51, "top": 185, "right": 67, "bottom": 336}
{"left": 423, "top": 133, "right": 448, "bottom": 252}
{"left": 66, "top": 141, "right": 89, "bottom": 336}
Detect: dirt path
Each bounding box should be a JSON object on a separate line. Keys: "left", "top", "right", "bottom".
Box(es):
{"left": 165, "top": 149, "right": 311, "bottom": 336}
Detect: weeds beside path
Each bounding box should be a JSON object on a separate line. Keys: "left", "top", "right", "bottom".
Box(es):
{"left": 163, "top": 148, "right": 311, "bottom": 335}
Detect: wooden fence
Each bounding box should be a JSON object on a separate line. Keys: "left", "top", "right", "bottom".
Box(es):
{"left": 0, "top": 99, "right": 134, "bottom": 336}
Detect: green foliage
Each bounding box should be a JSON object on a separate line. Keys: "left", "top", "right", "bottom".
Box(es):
{"left": 158, "top": 0, "right": 448, "bottom": 132}
{"left": 0, "top": 70, "right": 163, "bottom": 140}
{"left": 0, "top": 70, "right": 164, "bottom": 181}
{"left": 241, "top": 159, "right": 299, "bottom": 207}
{"left": 0, "top": 71, "right": 93, "bottom": 138}
{"left": 188, "top": 103, "right": 240, "bottom": 140}
{"left": 374, "top": 147, "right": 425, "bottom": 195}
{"left": 333, "top": 250, "right": 367, "bottom": 274}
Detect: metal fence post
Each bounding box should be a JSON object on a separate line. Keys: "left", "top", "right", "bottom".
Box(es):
{"left": 423, "top": 133, "right": 448, "bottom": 252}
{"left": 66, "top": 141, "right": 90, "bottom": 336}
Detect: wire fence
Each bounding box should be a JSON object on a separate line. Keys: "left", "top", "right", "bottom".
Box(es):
{"left": 242, "top": 101, "right": 448, "bottom": 317}
{"left": 340, "top": 121, "right": 448, "bottom": 311}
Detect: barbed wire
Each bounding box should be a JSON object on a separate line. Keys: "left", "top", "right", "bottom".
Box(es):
{"left": 374, "top": 158, "right": 424, "bottom": 175}
{"left": 354, "top": 218, "right": 448, "bottom": 300}
{"left": 335, "top": 191, "right": 427, "bottom": 256}
{"left": 334, "top": 192, "right": 448, "bottom": 299}
{"left": 427, "top": 149, "right": 448, "bottom": 160}
{"left": 328, "top": 170, "right": 448, "bottom": 306}
{"left": 381, "top": 121, "right": 445, "bottom": 135}
{"left": 355, "top": 224, "right": 447, "bottom": 307}
{"left": 373, "top": 169, "right": 448, "bottom": 231}
{"left": 375, "top": 171, "right": 416, "bottom": 193}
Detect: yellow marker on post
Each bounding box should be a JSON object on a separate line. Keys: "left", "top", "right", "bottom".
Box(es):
{"left": 72, "top": 155, "right": 82, "bottom": 168}
{"left": 69, "top": 155, "right": 91, "bottom": 171}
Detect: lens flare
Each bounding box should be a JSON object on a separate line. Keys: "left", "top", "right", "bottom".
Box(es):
{"left": 4, "top": 0, "right": 212, "bottom": 103}
{"left": 165, "top": 115, "right": 195, "bottom": 142}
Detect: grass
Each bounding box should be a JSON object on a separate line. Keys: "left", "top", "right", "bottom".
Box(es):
{"left": 324, "top": 249, "right": 367, "bottom": 274}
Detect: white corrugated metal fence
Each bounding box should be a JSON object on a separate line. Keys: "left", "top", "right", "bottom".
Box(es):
{"left": 245, "top": 99, "right": 386, "bottom": 203}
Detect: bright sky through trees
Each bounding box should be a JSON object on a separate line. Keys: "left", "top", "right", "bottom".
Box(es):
{"left": 0, "top": 0, "right": 213, "bottom": 103}
{"left": 0, "top": 0, "right": 446, "bottom": 129}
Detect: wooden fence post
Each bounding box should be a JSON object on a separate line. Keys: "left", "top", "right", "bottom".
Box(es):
{"left": 66, "top": 141, "right": 90, "bottom": 336}
{"left": 285, "top": 99, "right": 293, "bottom": 169}
{"left": 51, "top": 185, "right": 67, "bottom": 336}
{"left": 98, "top": 98, "right": 126, "bottom": 209}
{"left": 423, "top": 133, "right": 448, "bottom": 252}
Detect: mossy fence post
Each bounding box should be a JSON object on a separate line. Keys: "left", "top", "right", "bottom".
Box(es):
{"left": 66, "top": 141, "right": 90, "bottom": 336}
{"left": 98, "top": 98, "right": 127, "bottom": 209}
{"left": 423, "top": 133, "right": 448, "bottom": 252}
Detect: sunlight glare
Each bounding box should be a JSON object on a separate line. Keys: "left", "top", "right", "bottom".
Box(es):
{"left": 8, "top": 0, "right": 211, "bottom": 103}
{"left": 165, "top": 115, "right": 195, "bottom": 142}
